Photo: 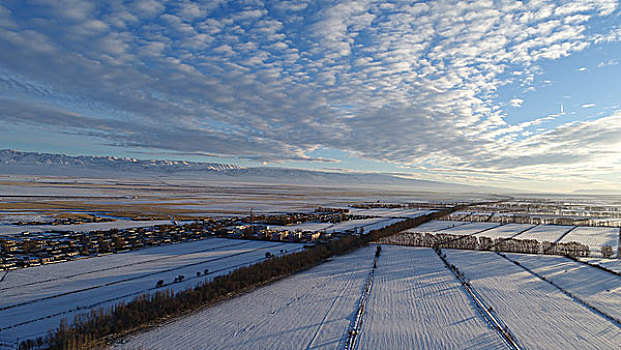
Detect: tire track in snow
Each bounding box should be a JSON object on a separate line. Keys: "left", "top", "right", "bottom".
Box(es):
{"left": 344, "top": 251, "right": 379, "bottom": 350}
{"left": 304, "top": 258, "right": 360, "bottom": 350}
{"left": 435, "top": 249, "right": 520, "bottom": 350}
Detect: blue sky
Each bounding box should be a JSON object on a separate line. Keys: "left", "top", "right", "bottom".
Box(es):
{"left": 0, "top": 0, "right": 620, "bottom": 192}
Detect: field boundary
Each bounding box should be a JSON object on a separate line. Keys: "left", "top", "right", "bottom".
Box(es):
{"left": 566, "top": 255, "right": 621, "bottom": 277}
{"left": 304, "top": 256, "right": 360, "bottom": 350}
{"left": 0, "top": 242, "right": 288, "bottom": 312}
{"left": 0, "top": 246, "right": 303, "bottom": 333}
{"left": 344, "top": 249, "right": 379, "bottom": 350}
{"left": 496, "top": 252, "right": 621, "bottom": 327}
{"left": 0, "top": 240, "right": 253, "bottom": 292}
{"left": 435, "top": 248, "right": 521, "bottom": 350}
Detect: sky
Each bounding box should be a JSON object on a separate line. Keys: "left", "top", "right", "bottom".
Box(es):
{"left": 0, "top": 0, "right": 620, "bottom": 193}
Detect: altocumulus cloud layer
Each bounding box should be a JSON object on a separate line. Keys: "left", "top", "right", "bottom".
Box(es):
{"left": 0, "top": 0, "right": 620, "bottom": 190}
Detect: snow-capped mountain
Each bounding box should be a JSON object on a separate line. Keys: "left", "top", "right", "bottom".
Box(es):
{"left": 0, "top": 149, "right": 240, "bottom": 172}
{"left": 0, "top": 149, "right": 505, "bottom": 193}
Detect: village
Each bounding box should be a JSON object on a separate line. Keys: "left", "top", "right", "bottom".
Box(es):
{"left": 0, "top": 208, "right": 364, "bottom": 270}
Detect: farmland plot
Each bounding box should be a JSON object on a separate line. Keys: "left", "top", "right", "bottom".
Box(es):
{"left": 516, "top": 225, "right": 574, "bottom": 243}
{"left": 438, "top": 222, "right": 500, "bottom": 236}
{"left": 476, "top": 224, "right": 535, "bottom": 239}
{"left": 0, "top": 219, "right": 183, "bottom": 236}
{"left": 580, "top": 258, "right": 621, "bottom": 274}
{"left": 349, "top": 208, "right": 434, "bottom": 218}
{"left": 504, "top": 253, "right": 621, "bottom": 319}
{"left": 324, "top": 217, "right": 403, "bottom": 234}
{"left": 444, "top": 249, "right": 621, "bottom": 350}
{"left": 559, "top": 226, "right": 619, "bottom": 257}
{"left": 114, "top": 247, "right": 374, "bottom": 350}
{"left": 406, "top": 220, "right": 469, "bottom": 233}
{"left": 0, "top": 238, "right": 304, "bottom": 345}
{"left": 356, "top": 246, "right": 505, "bottom": 349}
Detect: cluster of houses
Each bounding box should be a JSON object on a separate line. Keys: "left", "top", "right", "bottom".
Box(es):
{"left": 0, "top": 211, "right": 338, "bottom": 270}
{"left": 228, "top": 224, "right": 324, "bottom": 242}
{"left": 0, "top": 219, "right": 232, "bottom": 269}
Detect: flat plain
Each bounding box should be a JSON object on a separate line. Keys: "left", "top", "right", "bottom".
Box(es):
{"left": 0, "top": 238, "right": 303, "bottom": 346}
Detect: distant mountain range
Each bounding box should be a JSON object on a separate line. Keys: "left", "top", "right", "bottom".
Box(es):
{"left": 0, "top": 149, "right": 506, "bottom": 193}
{"left": 0, "top": 149, "right": 240, "bottom": 172}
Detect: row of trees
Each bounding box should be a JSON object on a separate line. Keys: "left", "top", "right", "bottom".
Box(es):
{"left": 380, "top": 231, "right": 591, "bottom": 257}
{"left": 440, "top": 212, "right": 621, "bottom": 228}
{"left": 23, "top": 236, "right": 364, "bottom": 350}
{"left": 21, "top": 205, "right": 463, "bottom": 349}
{"left": 363, "top": 206, "right": 465, "bottom": 243}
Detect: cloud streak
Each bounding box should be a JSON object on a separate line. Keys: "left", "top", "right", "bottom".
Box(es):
{"left": 0, "top": 0, "right": 620, "bottom": 190}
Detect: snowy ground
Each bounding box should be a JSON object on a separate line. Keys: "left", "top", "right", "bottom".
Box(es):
{"left": 269, "top": 217, "right": 407, "bottom": 234}
{"left": 500, "top": 224, "right": 574, "bottom": 242}
{"left": 115, "top": 245, "right": 620, "bottom": 350}
{"left": 324, "top": 217, "right": 404, "bottom": 234}
{"left": 0, "top": 219, "right": 183, "bottom": 236}
{"left": 348, "top": 208, "right": 434, "bottom": 218}
{"left": 356, "top": 246, "right": 506, "bottom": 349}
{"left": 503, "top": 253, "right": 620, "bottom": 320}
{"left": 405, "top": 220, "right": 469, "bottom": 232}
{"left": 0, "top": 238, "right": 304, "bottom": 347}
{"left": 114, "top": 247, "right": 374, "bottom": 350}
{"left": 580, "top": 258, "right": 621, "bottom": 274}
{"left": 559, "top": 226, "right": 619, "bottom": 257}
{"left": 437, "top": 222, "right": 501, "bottom": 236}
{"left": 443, "top": 249, "right": 620, "bottom": 350}
{"left": 402, "top": 221, "right": 619, "bottom": 258}
{"left": 477, "top": 224, "right": 536, "bottom": 239}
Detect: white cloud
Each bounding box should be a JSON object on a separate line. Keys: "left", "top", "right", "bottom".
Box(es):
{"left": 582, "top": 104, "right": 596, "bottom": 108}
{"left": 598, "top": 58, "right": 619, "bottom": 67}
{"left": 1, "top": 0, "right": 621, "bottom": 190}
{"left": 510, "top": 98, "right": 524, "bottom": 108}
{"left": 132, "top": 0, "right": 165, "bottom": 18}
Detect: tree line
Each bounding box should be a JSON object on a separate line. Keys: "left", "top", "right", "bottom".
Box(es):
{"left": 19, "top": 205, "right": 462, "bottom": 349}
{"left": 379, "top": 231, "right": 591, "bottom": 257}
{"left": 20, "top": 235, "right": 362, "bottom": 350}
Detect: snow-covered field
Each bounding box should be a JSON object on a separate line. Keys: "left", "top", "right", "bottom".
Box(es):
{"left": 580, "top": 258, "right": 621, "bottom": 274}
{"left": 0, "top": 219, "right": 183, "bottom": 236}
{"left": 514, "top": 224, "right": 574, "bottom": 242}
{"left": 405, "top": 220, "right": 468, "bottom": 233}
{"left": 443, "top": 249, "right": 620, "bottom": 350}
{"left": 437, "top": 222, "right": 500, "bottom": 236}
{"left": 270, "top": 217, "right": 410, "bottom": 234}
{"left": 559, "top": 226, "right": 619, "bottom": 257}
{"left": 324, "top": 217, "right": 404, "bottom": 234}
{"left": 0, "top": 238, "right": 304, "bottom": 346}
{"left": 477, "top": 224, "right": 536, "bottom": 239}
{"left": 114, "top": 246, "right": 374, "bottom": 350}
{"left": 348, "top": 208, "right": 434, "bottom": 218}
{"left": 270, "top": 217, "right": 405, "bottom": 234}
{"left": 503, "top": 253, "right": 620, "bottom": 319}
{"left": 399, "top": 221, "right": 618, "bottom": 257}
{"left": 356, "top": 246, "right": 506, "bottom": 349}
{"left": 405, "top": 220, "right": 500, "bottom": 236}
